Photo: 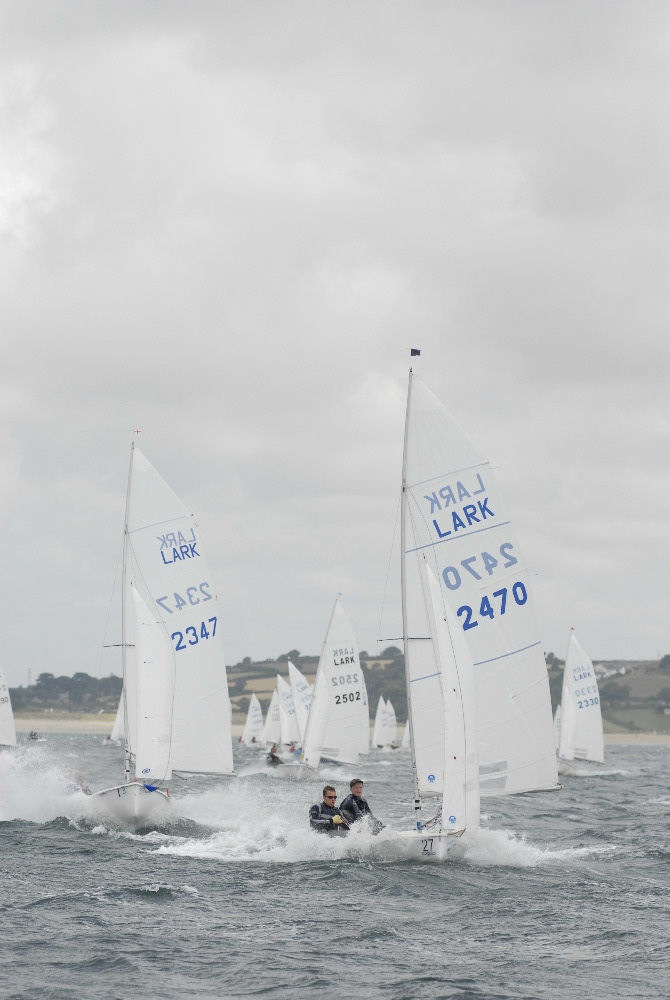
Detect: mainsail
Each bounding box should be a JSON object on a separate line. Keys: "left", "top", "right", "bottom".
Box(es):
{"left": 301, "top": 598, "right": 370, "bottom": 768}
{"left": 276, "top": 674, "right": 300, "bottom": 744}
{"left": 110, "top": 693, "right": 125, "bottom": 742}
{"left": 125, "top": 445, "right": 233, "bottom": 775}
{"left": 384, "top": 699, "right": 398, "bottom": 744}
{"left": 241, "top": 693, "right": 264, "bottom": 745}
{"left": 402, "top": 372, "right": 557, "bottom": 797}
{"left": 288, "top": 661, "right": 313, "bottom": 743}
{"left": 0, "top": 666, "right": 16, "bottom": 748}
{"left": 262, "top": 690, "right": 281, "bottom": 745}
{"left": 372, "top": 696, "right": 386, "bottom": 747}
{"left": 372, "top": 695, "right": 397, "bottom": 747}
{"left": 558, "top": 630, "right": 604, "bottom": 763}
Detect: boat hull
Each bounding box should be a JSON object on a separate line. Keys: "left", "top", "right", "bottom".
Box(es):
{"left": 90, "top": 782, "right": 170, "bottom": 830}
{"left": 557, "top": 756, "right": 603, "bottom": 776}
{"left": 396, "top": 830, "right": 461, "bottom": 861}
{"left": 272, "top": 762, "right": 313, "bottom": 779}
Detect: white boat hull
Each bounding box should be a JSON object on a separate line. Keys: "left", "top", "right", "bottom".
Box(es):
{"left": 396, "top": 829, "right": 462, "bottom": 861}
{"left": 557, "top": 756, "right": 603, "bottom": 776}
{"left": 273, "top": 762, "right": 312, "bottom": 779}
{"left": 90, "top": 781, "right": 170, "bottom": 830}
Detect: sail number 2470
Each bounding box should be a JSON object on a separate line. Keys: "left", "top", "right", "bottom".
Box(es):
{"left": 457, "top": 583, "right": 528, "bottom": 631}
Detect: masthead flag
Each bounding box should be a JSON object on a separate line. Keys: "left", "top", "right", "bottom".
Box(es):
{"left": 410, "top": 348, "right": 421, "bottom": 357}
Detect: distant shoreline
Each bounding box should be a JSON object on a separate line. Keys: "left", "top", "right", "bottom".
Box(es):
{"left": 14, "top": 715, "right": 246, "bottom": 737}
{"left": 13, "top": 715, "right": 670, "bottom": 744}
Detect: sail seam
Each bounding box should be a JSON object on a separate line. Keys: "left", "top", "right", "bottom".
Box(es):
{"left": 410, "top": 671, "right": 441, "bottom": 683}
{"left": 408, "top": 461, "right": 489, "bottom": 490}
{"left": 128, "top": 514, "right": 193, "bottom": 534}
{"left": 474, "top": 641, "right": 542, "bottom": 666}
{"left": 405, "top": 520, "right": 511, "bottom": 553}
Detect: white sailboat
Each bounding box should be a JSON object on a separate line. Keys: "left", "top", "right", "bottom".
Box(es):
{"left": 301, "top": 597, "right": 370, "bottom": 769}
{"left": 109, "top": 693, "right": 124, "bottom": 742}
{"left": 401, "top": 368, "right": 558, "bottom": 798}
{"left": 400, "top": 721, "right": 410, "bottom": 749}
{"left": 385, "top": 699, "right": 398, "bottom": 747}
{"left": 262, "top": 690, "right": 281, "bottom": 746}
{"left": 241, "top": 693, "right": 264, "bottom": 746}
{"left": 276, "top": 674, "right": 300, "bottom": 746}
{"left": 371, "top": 696, "right": 386, "bottom": 747}
{"left": 288, "top": 661, "right": 313, "bottom": 743}
{"left": 0, "top": 666, "right": 17, "bottom": 749}
{"left": 91, "top": 443, "right": 234, "bottom": 828}
{"left": 372, "top": 695, "right": 397, "bottom": 747}
{"left": 399, "top": 365, "right": 481, "bottom": 858}
{"left": 556, "top": 629, "right": 604, "bottom": 772}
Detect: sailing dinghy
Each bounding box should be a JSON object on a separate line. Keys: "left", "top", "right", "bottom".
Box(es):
{"left": 262, "top": 690, "right": 281, "bottom": 746}
{"left": 240, "top": 693, "right": 264, "bottom": 745}
{"left": 90, "top": 443, "right": 234, "bottom": 829}
{"left": 0, "top": 666, "right": 17, "bottom": 750}
{"left": 397, "top": 365, "right": 481, "bottom": 858}
{"left": 401, "top": 367, "right": 558, "bottom": 798}
{"left": 556, "top": 629, "right": 604, "bottom": 773}
{"left": 288, "top": 661, "right": 313, "bottom": 744}
{"left": 108, "top": 693, "right": 124, "bottom": 743}
{"left": 372, "top": 696, "right": 398, "bottom": 748}
{"left": 301, "top": 597, "right": 370, "bottom": 771}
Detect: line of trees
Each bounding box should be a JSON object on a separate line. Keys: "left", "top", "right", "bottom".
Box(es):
{"left": 9, "top": 673, "right": 122, "bottom": 713}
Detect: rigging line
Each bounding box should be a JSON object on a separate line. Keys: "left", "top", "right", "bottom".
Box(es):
{"left": 376, "top": 492, "right": 401, "bottom": 646}
{"left": 97, "top": 537, "right": 124, "bottom": 681}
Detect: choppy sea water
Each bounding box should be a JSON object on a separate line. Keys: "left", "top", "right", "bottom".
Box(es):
{"left": 0, "top": 736, "right": 667, "bottom": 1000}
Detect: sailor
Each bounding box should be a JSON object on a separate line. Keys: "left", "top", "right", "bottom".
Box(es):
{"left": 309, "top": 785, "right": 348, "bottom": 834}
{"left": 339, "top": 778, "right": 384, "bottom": 833}
{"left": 266, "top": 744, "right": 281, "bottom": 766}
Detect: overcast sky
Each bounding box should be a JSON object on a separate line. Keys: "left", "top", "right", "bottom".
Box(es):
{"left": 1, "top": 1, "right": 668, "bottom": 687}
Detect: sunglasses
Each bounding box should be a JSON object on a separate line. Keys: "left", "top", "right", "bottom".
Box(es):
{"left": 325, "top": 794, "right": 337, "bottom": 800}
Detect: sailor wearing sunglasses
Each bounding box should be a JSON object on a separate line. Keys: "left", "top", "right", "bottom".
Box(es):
{"left": 309, "top": 786, "right": 349, "bottom": 835}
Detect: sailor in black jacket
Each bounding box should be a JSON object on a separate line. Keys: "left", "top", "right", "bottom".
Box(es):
{"left": 339, "top": 778, "right": 384, "bottom": 833}
{"left": 309, "top": 785, "right": 348, "bottom": 834}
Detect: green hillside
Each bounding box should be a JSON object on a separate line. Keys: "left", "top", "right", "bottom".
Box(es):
{"left": 10, "top": 652, "right": 670, "bottom": 734}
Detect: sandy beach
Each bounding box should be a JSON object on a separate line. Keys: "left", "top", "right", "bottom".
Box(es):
{"left": 13, "top": 715, "right": 670, "bottom": 745}
{"left": 14, "top": 715, "right": 247, "bottom": 738}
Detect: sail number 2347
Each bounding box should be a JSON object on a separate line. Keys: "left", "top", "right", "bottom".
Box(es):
{"left": 171, "top": 617, "right": 217, "bottom": 651}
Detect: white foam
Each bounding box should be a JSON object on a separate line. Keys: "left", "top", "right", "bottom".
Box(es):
{"left": 456, "top": 827, "right": 617, "bottom": 868}
{"left": 0, "top": 745, "right": 94, "bottom": 824}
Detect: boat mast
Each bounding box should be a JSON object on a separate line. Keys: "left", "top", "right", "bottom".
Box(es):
{"left": 400, "top": 365, "right": 422, "bottom": 827}
{"left": 122, "top": 441, "right": 135, "bottom": 783}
